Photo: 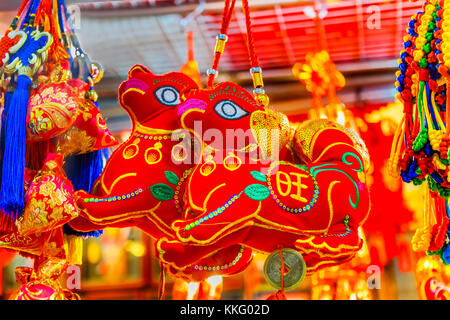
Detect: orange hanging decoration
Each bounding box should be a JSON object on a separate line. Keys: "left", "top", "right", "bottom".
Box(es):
{"left": 180, "top": 30, "right": 203, "bottom": 89}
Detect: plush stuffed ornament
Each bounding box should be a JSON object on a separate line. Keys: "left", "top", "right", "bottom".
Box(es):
{"left": 70, "top": 64, "right": 201, "bottom": 233}
{"left": 70, "top": 65, "right": 254, "bottom": 282}
{"left": 15, "top": 153, "right": 78, "bottom": 235}
{"left": 156, "top": 81, "right": 371, "bottom": 289}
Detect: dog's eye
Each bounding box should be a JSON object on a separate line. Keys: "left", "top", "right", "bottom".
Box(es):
{"left": 214, "top": 100, "right": 249, "bottom": 120}
{"left": 154, "top": 86, "right": 180, "bottom": 106}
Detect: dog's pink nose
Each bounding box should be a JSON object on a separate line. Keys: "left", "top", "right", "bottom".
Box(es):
{"left": 176, "top": 99, "right": 207, "bottom": 118}
{"left": 120, "top": 78, "right": 150, "bottom": 95}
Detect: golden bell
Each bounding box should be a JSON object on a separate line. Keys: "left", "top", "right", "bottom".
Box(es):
{"left": 86, "top": 90, "right": 98, "bottom": 102}
{"left": 256, "top": 92, "right": 269, "bottom": 107}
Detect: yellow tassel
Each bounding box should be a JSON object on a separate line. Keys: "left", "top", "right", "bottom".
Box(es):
{"left": 411, "top": 226, "right": 433, "bottom": 252}
{"left": 428, "top": 128, "right": 444, "bottom": 151}
{"left": 64, "top": 235, "right": 83, "bottom": 266}
{"left": 433, "top": 153, "right": 447, "bottom": 170}
{"left": 411, "top": 187, "right": 435, "bottom": 252}
{"left": 388, "top": 115, "right": 405, "bottom": 177}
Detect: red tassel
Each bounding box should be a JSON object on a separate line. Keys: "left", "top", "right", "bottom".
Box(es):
{"left": 266, "top": 290, "right": 287, "bottom": 300}
{"left": 0, "top": 212, "right": 16, "bottom": 235}
{"left": 25, "top": 139, "right": 52, "bottom": 171}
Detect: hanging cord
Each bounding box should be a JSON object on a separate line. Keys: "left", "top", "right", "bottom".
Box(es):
{"left": 7, "top": 0, "right": 29, "bottom": 32}
{"left": 266, "top": 249, "right": 287, "bottom": 300}
{"left": 241, "top": 0, "right": 268, "bottom": 107}
{"left": 279, "top": 249, "right": 285, "bottom": 292}
{"left": 206, "top": 0, "right": 236, "bottom": 88}
{"left": 158, "top": 261, "right": 166, "bottom": 300}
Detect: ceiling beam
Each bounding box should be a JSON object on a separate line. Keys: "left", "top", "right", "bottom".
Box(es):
{"left": 74, "top": 0, "right": 315, "bottom": 17}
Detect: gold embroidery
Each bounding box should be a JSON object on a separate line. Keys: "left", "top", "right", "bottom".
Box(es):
{"left": 275, "top": 171, "right": 308, "bottom": 202}
{"left": 223, "top": 152, "right": 242, "bottom": 171}
{"left": 100, "top": 173, "right": 137, "bottom": 195}
{"left": 250, "top": 109, "right": 290, "bottom": 159}
{"left": 200, "top": 155, "right": 216, "bottom": 176}
{"left": 293, "top": 119, "right": 330, "bottom": 161}
{"left": 56, "top": 127, "right": 96, "bottom": 155}
{"left": 122, "top": 138, "right": 140, "bottom": 160}
{"left": 144, "top": 142, "right": 163, "bottom": 165}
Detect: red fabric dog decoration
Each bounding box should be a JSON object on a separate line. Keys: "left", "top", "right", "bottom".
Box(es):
{"left": 70, "top": 65, "right": 253, "bottom": 281}
{"left": 156, "top": 81, "right": 371, "bottom": 277}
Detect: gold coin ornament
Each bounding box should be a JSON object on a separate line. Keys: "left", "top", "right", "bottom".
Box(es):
{"left": 263, "top": 248, "right": 306, "bottom": 291}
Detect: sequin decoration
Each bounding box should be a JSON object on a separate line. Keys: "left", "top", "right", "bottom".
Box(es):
{"left": 185, "top": 193, "right": 242, "bottom": 231}
{"left": 194, "top": 246, "right": 245, "bottom": 271}
{"left": 266, "top": 161, "right": 319, "bottom": 214}
{"left": 320, "top": 215, "right": 351, "bottom": 238}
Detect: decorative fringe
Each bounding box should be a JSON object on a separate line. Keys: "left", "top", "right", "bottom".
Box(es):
{"left": 441, "top": 201, "right": 450, "bottom": 264}
{"left": 0, "top": 91, "right": 14, "bottom": 233}
{"left": 0, "top": 213, "right": 16, "bottom": 235}
{"left": 0, "top": 75, "right": 31, "bottom": 218}
{"left": 62, "top": 224, "right": 103, "bottom": 238}
{"left": 25, "top": 140, "right": 52, "bottom": 171}
{"left": 63, "top": 149, "right": 108, "bottom": 193}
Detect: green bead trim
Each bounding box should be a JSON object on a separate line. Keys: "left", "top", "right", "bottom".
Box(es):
{"left": 185, "top": 193, "right": 241, "bottom": 231}
{"left": 320, "top": 215, "right": 351, "bottom": 238}
{"left": 83, "top": 188, "right": 145, "bottom": 203}
{"left": 135, "top": 133, "right": 170, "bottom": 140}
{"left": 194, "top": 246, "right": 245, "bottom": 271}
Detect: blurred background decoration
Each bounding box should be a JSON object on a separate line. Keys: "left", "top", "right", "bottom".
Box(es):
{"left": 2, "top": 0, "right": 448, "bottom": 300}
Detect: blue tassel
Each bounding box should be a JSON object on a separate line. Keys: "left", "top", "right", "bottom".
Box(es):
{"left": 63, "top": 148, "right": 110, "bottom": 238}
{"left": 63, "top": 223, "right": 103, "bottom": 238}
{"left": 0, "top": 91, "right": 14, "bottom": 182}
{"left": 64, "top": 148, "right": 109, "bottom": 193}
{"left": 0, "top": 75, "right": 31, "bottom": 217}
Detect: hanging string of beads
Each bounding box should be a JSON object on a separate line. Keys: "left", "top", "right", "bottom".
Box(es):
{"left": 206, "top": 0, "right": 236, "bottom": 89}
{"left": 205, "top": 0, "right": 269, "bottom": 107}
{"left": 241, "top": 0, "right": 269, "bottom": 107}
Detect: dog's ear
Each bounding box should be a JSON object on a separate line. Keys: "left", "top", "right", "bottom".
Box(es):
{"left": 128, "top": 64, "right": 152, "bottom": 79}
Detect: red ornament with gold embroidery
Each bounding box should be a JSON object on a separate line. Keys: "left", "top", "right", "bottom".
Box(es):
{"left": 15, "top": 153, "right": 78, "bottom": 235}
{"left": 156, "top": 81, "right": 371, "bottom": 282}
{"left": 55, "top": 98, "right": 118, "bottom": 156}
{"left": 10, "top": 257, "right": 79, "bottom": 300}
{"left": 26, "top": 80, "right": 83, "bottom": 142}
{"left": 69, "top": 65, "right": 254, "bottom": 281}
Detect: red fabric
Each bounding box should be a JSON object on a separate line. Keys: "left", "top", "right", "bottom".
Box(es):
{"left": 70, "top": 65, "right": 254, "bottom": 281}
{"left": 25, "top": 76, "right": 118, "bottom": 155}
{"left": 26, "top": 80, "right": 86, "bottom": 142}
{"left": 55, "top": 98, "right": 119, "bottom": 156}
{"left": 290, "top": 104, "right": 415, "bottom": 267}
{"left": 16, "top": 153, "right": 78, "bottom": 235}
